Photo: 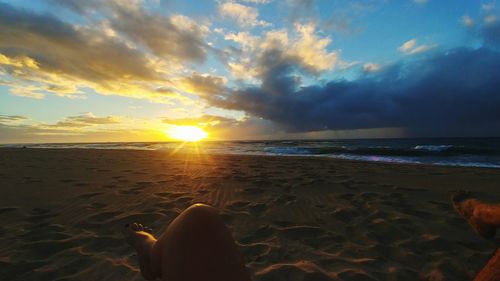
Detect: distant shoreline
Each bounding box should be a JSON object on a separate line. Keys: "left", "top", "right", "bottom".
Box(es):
{"left": 1, "top": 146, "right": 500, "bottom": 170}
{"left": 2, "top": 137, "right": 499, "bottom": 169}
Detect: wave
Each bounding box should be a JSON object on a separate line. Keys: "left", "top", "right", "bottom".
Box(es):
{"left": 264, "top": 147, "right": 311, "bottom": 155}
{"left": 265, "top": 144, "right": 500, "bottom": 157}
{"left": 414, "top": 145, "right": 454, "bottom": 152}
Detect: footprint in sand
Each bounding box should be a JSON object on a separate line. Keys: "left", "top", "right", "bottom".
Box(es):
{"left": 243, "top": 187, "right": 265, "bottom": 195}
{"left": 400, "top": 208, "right": 434, "bottom": 219}
{"left": 26, "top": 208, "right": 55, "bottom": 223}
{"left": 337, "top": 269, "right": 378, "bottom": 281}
{"left": 60, "top": 179, "right": 75, "bottom": 183}
{"left": 226, "top": 201, "right": 251, "bottom": 211}
{"left": 117, "top": 186, "right": 147, "bottom": 195}
{"left": 241, "top": 225, "right": 276, "bottom": 244}
{"left": 153, "top": 192, "right": 171, "bottom": 199}
{"left": 278, "top": 225, "right": 325, "bottom": 240}
{"left": 117, "top": 189, "right": 140, "bottom": 195}
{"left": 136, "top": 181, "right": 153, "bottom": 186}
{"left": 175, "top": 196, "right": 194, "bottom": 203}
{"left": 427, "top": 200, "right": 450, "bottom": 211}
{"left": 274, "top": 194, "right": 297, "bottom": 205}
{"left": 110, "top": 212, "right": 166, "bottom": 228}
{"left": 249, "top": 203, "right": 267, "bottom": 216}
{"left": 241, "top": 242, "right": 272, "bottom": 260}
{"left": 77, "top": 192, "right": 103, "bottom": 199}
{"left": 331, "top": 206, "right": 361, "bottom": 222}
{"left": 25, "top": 236, "right": 87, "bottom": 260}
{"left": 359, "top": 192, "right": 381, "bottom": 199}
{"left": 87, "top": 211, "right": 122, "bottom": 223}
{"left": 256, "top": 261, "right": 337, "bottom": 281}
{"left": 21, "top": 223, "right": 69, "bottom": 241}
{"left": 0, "top": 207, "right": 18, "bottom": 215}
{"left": 166, "top": 192, "right": 190, "bottom": 199}
{"left": 83, "top": 235, "right": 124, "bottom": 253}
{"left": 394, "top": 186, "right": 428, "bottom": 192}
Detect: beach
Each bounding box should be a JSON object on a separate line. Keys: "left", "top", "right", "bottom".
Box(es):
{"left": 0, "top": 148, "right": 499, "bottom": 281}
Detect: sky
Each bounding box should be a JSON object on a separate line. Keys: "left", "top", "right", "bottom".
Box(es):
{"left": 1, "top": 0, "right": 500, "bottom": 143}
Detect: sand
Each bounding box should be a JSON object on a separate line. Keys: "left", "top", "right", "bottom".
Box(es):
{"left": 0, "top": 148, "right": 499, "bottom": 281}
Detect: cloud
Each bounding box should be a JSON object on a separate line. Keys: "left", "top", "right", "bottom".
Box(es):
{"left": 224, "top": 23, "right": 339, "bottom": 80}
{"left": 0, "top": 2, "right": 209, "bottom": 104}
{"left": 0, "top": 115, "right": 27, "bottom": 124}
{"left": 178, "top": 72, "right": 227, "bottom": 96}
{"left": 0, "top": 3, "right": 158, "bottom": 82}
{"left": 51, "top": 0, "right": 210, "bottom": 62}
{"left": 481, "top": 21, "right": 500, "bottom": 47}
{"left": 202, "top": 46, "right": 500, "bottom": 137}
{"left": 42, "top": 113, "right": 121, "bottom": 129}
{"left": 398, "top": 39, "right": 417, "bottom": 52}
{"left": 414, "top": 0, "right": 429, "bottom": 4}
{"left": 219, "top": 2, "right": 270, "bottom": 28}
{"left": 398, "top": 39, "right": 437, "bottom": 54}
{"left": 162, "top": 114, "right": 289, "bottom": 140}
{"left": 323, "top": 16, "right": 360, "bottom": 35}
{"left": 462, "top": 15, "right": 475, "bottom": 27}
{"left": 0, "top": 112, "right": 143, "bottom": 143}
{"left": 286, "top": 0, "right": 316, "bottom": 23}
{"left": 362, "top": 63, "right": 381, "bottom": 73}
{"left": 481, "top": 2, "right": 496, "bottom": 12}
{"left": 0, "top": 123, "right": 164, "bottom": 143}
{"left": 163, "top": 114, "right": 240, "bottom": 129}
{"left": 241, "top": 0, "right": 271, "bottom": 4}
{"left": 485, "top": 15, "right": 497, "bottom": 24}
{"left": 107, "top": 5, "right": 209, "bottom": 62}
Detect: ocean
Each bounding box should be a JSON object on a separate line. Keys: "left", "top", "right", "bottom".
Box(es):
{"left": 3, "top": 137, "right": 500, "bottom": 169}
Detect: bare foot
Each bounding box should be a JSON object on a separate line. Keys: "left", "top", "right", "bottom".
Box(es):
{"left": 123, "top": 223, "right": 159, "bottom": 280}
{"left": 451, "top": 191, "right": 497, "bottom": 239}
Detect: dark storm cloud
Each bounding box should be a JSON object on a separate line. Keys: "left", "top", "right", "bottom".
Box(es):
{"left": 482, "top": 21, "right": 500, "bottom": 48}
{"left": 209, "top": 46, "right": 500, "bottom": 136}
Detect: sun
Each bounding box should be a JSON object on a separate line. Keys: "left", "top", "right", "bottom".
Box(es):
{"left": 167, "top": 125, "right": 208, "bottom": 142}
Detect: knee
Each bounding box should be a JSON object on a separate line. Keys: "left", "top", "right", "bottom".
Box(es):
{"left": 182, "top": 203, "right": 220, "bottom": 223}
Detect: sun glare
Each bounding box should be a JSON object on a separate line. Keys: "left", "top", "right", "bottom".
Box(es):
{"left": 167, "top": 126, "right": 208, "bottom": 142}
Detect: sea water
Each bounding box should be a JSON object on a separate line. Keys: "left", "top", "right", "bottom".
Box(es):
{"left": 4, "top": 138, "right": 500, "bottom": 169}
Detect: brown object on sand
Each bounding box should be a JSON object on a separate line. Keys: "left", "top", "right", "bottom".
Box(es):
{"left": 451, "top": 191, "right": 498, "bottom": 239}
{"left": 452, "top": 191, "right": 500, "bottom": 281}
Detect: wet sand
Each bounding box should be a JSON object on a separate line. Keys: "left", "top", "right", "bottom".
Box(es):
{"left": 0, "top": 148, "right": 499, "bottom": 280}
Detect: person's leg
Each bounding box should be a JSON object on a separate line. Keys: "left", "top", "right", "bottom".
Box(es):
{"left": 124, "top": 203, "right": 251, "bottom": 281}
{"left": 451, "top": 191, "right": 500, "bottom": 239}
{"left": 124, "top": 223, "right": 161, "bottom": 280}
{"left": 473, "top": 250, "right": 500, "bottom": 281}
